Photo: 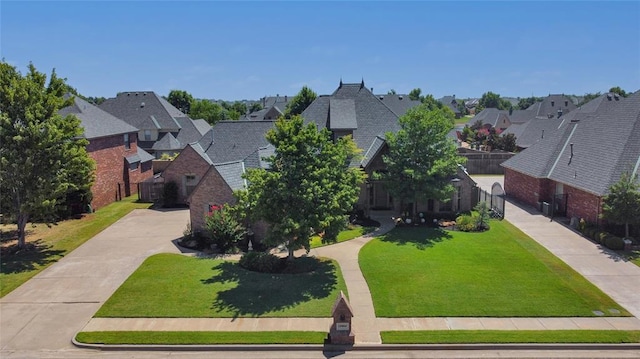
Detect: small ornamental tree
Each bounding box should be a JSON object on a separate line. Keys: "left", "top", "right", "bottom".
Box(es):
{"left": 205, "top": 204, "right": 246, "bottom": 253}
{"left": 242, "top": 116, "right": 365, "bottom": 261}
{"left": 601, "top": 172, "right": 640, "bottom": 239}
{"left": 474, "top": 201, "right": 491, "bottom": 231}
{"left": 283, "top": 86, "right": 317, "bottom": 119}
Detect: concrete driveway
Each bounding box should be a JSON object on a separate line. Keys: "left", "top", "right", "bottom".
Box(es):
{"left": 0, "top": 208, "right": 190, "bottom": 351}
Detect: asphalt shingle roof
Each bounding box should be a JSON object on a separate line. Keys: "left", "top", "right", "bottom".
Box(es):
{"left": 465, "top": 108, "right": 509, "bottom": 128}
{"left": 302, "top": 82, "right": 401, "bottom": 167}
{"left": 59, "top": 95, "right": 138, "bottom": 139}
{"left": 329, "top": 99, "right": 358, "bottom": 130}
{"left": 378, "top": 94, "right": 422, "bottom": 117}
{"left": 174, "top": 117, "right": 211, "bottom": 147}
{"left": 214, "top": 161, "right": 246, "bottom": 191}
{"left": 126, "top": 147, "right": 155, "bottom": 164}
{"left": 196, "top": 120, "right": 275, "bottom": 164}
{"left": 502, "top": 91, "right": 640, "bottom": 196}
{"left": 99, "top": 91, "right": 183, "bottom": 131}
{"left": 152, "top": 132, "right": 182, "bottom": 151}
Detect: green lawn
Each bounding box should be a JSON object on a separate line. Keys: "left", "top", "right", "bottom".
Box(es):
{"left": 360, "top": 221, "right": 628, "bottom": 317}
{"left": 95, "top": 253, "right": 347, "bottom": 318}
{"left": 381, "top": 330, "right": 640, "bottom": 344}
{"left": 76, "top": 331, "right": 326, "bottom": 345}
{"left": 455, "top": 115, "right": 472, "bottom": 126}
{"left": 309, "top": 224, "right": 375, "bottom": 248}
{"left": 0, "top": 196, "right": 152, "bottom": 297}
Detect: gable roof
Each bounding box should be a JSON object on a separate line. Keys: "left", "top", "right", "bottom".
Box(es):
{"left": 502, "top": 91, "right": 640, "bottom": 196}
{"left": 438, "top": 95, "right": 462, "bottom": 115}
{"left": 196, "top": 120, "right": 275, "bottom": 164}
{"left": 377, "top": 94, "right": 422, "bottom": 117}
{"left": 302, "top": 81, "right": 401, "bottom": 167}
{"left": 126, "top": 147, "right": 155, "bottom": 164}
{"left": 174, "top": 117, "right": 211, "bottom": 147}
{"left": 59, "top": 95, "right": 138, "bottom": 139}
{"left": 465, "top": 108, "right": 509, "bottom": 128}
{"left": 99, "top": 91, "right": 184, "bottom": 131}
{"left": 525, "top": 94, "right": 577, "bottom": 119}
{"left": 152, "top": 132, "right": 181, "bottom": 151}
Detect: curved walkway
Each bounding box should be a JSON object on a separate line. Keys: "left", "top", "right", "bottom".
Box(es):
{"left": 79, "top": 212, "right": 640, "bottom": 346}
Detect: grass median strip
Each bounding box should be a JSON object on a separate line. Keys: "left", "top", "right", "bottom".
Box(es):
{"left": 360, "top": 221, "right": 628, "bottom": 317}
{"left": 76, "top": 331, "right": 326, "bottom": 345}
{"left": 381, "top": 330, "right": 640, "bottom": 344}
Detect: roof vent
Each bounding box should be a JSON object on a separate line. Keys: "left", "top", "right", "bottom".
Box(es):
{"left": 614, "top": 93, "right": 620, "bottom": 100}
{"left": 557, "top": 108, "right": 563, "bottom": 117}
{"left": 141, "top": 102, "right": 145, "bottom": 108}
{"left": 399, "top": 96, "right": 403, "bottom": 100}
{"left": 379, "top": 96, "right": 384, "bottom": 100}
{"left": 607, "top": 94, "right": 612, "bottom": 101}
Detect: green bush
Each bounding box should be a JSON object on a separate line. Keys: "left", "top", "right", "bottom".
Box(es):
{"left": 456, "top": 214, "right": 477, "bottom": 232}
{"left": 604, "top": 235, "right": 625, "bottom": 250}
{"left": 205, "top": 204, "right": 246, "bottom": 253}
{"left": 598, "top": 231, "right": 610, "bottom": 245}
{"left": 239, "top": 251, "right": 283, "bottom": 273}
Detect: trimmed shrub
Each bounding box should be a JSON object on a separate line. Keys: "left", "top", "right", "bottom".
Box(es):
{"left": 239, "top": 252, "right": 283, "bottom": 273}
{"left": 205, "top": 204, "right": 246, "bottom": 253}
{"left": 456, "top": 214, "right": 477, "bottom": 232}
{"left": 604, "top": 235, "right": 625, "bottom": 250}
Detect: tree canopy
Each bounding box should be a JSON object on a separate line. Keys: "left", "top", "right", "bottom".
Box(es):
{"left": 283, "top": 86, "right": 317, "bottom": 119}
{"left": 167, "top": 89, "right": 194, "bottom": 114}
{"left": 408, "top": 88, "right": 422, "bottom": 101}
{"left": 608, "top": 86, "right": 628, "bottom": 98}
{"left": 190, "top": 99, "right": 226, "bottom": 125}
{"left": 601, "top": 172, "right": 640, "bottom": 238}
{"left": 377, "top": 105, "right": 465, "bottom": 218}
{"left": 516, "top": 96, "right": 543, "bottom": 110}
{"left": 241, "top": 116, "right": 365, "bottom": 260}
{"left": 0, "top": 61, "right": 95, "bottom": 248}
{"left": 477, "top": 91, "right": 512, "bottom": 112}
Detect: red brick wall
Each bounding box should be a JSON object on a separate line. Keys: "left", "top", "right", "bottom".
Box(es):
{"left": 565, "top": 185, "right": 601, "bottom": 224}
{"left": 86, "top": 133, "right": 152, "bottom": 210}
{"left": 504, "top": 168, "right": 554, "bottom": 208}
{"left": 162, "top": 146, "right": 210, "bottom": 204}
{"left": 189, "top": 167, "right": 237, "bottom": 235}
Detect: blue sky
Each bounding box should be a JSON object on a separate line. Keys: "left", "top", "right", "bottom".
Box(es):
{"left": 2, "top": 1, "right": 639, "bottom": 101}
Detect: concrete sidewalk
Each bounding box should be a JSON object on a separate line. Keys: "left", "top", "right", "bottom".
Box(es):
{"left": 78, "top": 211, "right": 640, "bottom": 345}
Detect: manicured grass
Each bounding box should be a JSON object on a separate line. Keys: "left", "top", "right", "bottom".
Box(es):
{"left": 455, "top": 115, "right": 473, "bottom": 125}
{"left": 76, "top": 331, "right": 325, "bottom": 345}
{"left": 0, "top": 196, "right": 153, "bottom": 297}
{"left": 309, "top": 224, "right": 375, "bottom": 248}
{"left": 360, "top": 221, "right": 629, "bottom": 317}
{"left": 96, "top": 253, "right": 347, "bottom": 318}
{"left": 381, "top": 330, "right": 640, "bottom": 344}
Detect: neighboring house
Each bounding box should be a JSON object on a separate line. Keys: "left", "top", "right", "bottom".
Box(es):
{"left": 59, "top": 95, "right": 154, "bottom": 210}
{"left": 438, "top": 95, "right": 462, "bottom": 118}
{"left": 99, "top": 91, "right": 210, "bottom": 157}
{"left": 376, "top": 93, "right": 422, "bottom": 117}
{"left": 501, "top": 91, "right": 640, "bottom": 225}
{"left": 241, "top": 95, "right": 292, "bottom": 121}
{"left": 464, "top": 108, "right": 511, "bottom": 131}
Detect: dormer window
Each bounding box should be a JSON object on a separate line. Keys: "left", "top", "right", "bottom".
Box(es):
{"left": 124, "top": 133, "right": 131, "bottom": 149}
{"left": 551, "top": 101, "right": 555, "bottom": 107}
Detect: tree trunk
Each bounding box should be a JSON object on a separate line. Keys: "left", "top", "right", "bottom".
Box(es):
{"left": 625, "top": 222, "right": 630, "bottom": 239}
{"left": 17, "top": 213, "right": 29, "bottom": 249}
{"left": 288, "top": 245, "right": 295, "bottom": 262}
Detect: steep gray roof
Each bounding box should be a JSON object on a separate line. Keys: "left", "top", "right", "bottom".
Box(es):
{"left": 196, "top": 120, "right": 275, "bottom": 164}
{"left": 329, "top": 99, "right": 357, "bottom": 130}
{"left": 465, "top": 108, "right": 509, "bottom": 128}
{"left": 174, "top": 117, "right": 211, "bottom": 147}
{"left": 99, "top": 91, "right": 184, "bottom": 131}
{"left": 302, "top": 82, "right": 401, "bottom": 168}
{"left": 526, "top": 94, "right": 577, "bottom": 119}
{"left": 502, "top": 91, "right": 640, "bottom": 196}
{"left": 59, "top": 95, "right": 138, "bottom": 139}
{"left": 126, "top": 147, "right": 155, "bottom": 164}
{"left": 438, "top": 95, "right": 462, "bottom": 115}
{"left": 152, "top": 132, "right": 182, "bottom": 151}
{"left": 193, "top": 119, "right": 212, "bottom": 135}
{"left": 214, "top": 161, "right": 246, "bottom": 191}
{"left": 377, "top": 94, "right": 422, "bottom": 117}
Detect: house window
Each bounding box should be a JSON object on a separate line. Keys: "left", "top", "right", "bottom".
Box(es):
{"left": 129, "top": 161, "right": 139, "bottom": 171}
{"left": 551, "top": 101, "right": 555, "bottom": 107}
{"left": 439, "top": 199, "right": 452, "bottom": 212}
{"left": 144, "top": 129, "right": 151, "bottom": 141}
{"left": 124, "top": 133, "right": 131, "bottom": 149}
{"left": 564, "top": 100, "right": 568, "bottom": 107}
{"left": 184, "top": 174, "right": 197, "bottom": 197}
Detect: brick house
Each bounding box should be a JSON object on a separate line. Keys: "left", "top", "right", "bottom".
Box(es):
{"left": 501, "top": 91, "right": 640, "bottom": 225}
{"left": 99, "top": 91, "right": 210, "bottom": 158}
{"left": 303, "top": 80, "right": 476, "bottom": 216}
{"left": 59, "top": 96, "right": 154, "bottom": 210}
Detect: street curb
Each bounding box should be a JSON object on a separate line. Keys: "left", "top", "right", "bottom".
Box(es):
{"left": 72, "top": 338, "right": 640, "bottom": 352}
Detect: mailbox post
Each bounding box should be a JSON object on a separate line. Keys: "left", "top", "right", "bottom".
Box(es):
{"left": 326, "top": 291, "right": 355, "bottom": 346}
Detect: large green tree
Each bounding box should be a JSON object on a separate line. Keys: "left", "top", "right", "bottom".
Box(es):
{"left": 167, "top": 89, "right": 194, "bottom": 114}
{"left": 601, "top": 172, "right": 640, "bottom": 238}
{"left": 478, "top": 91, "right": 512, "bottom": 112}
{"left": 377, "top": 105, "right": 465, "bottom": 219}
{"left": 0, "top": 62, "right": 95, "bottom": 249}
{"left": 190, "top": 99, "right": 226, "bottom": 125}
{"left": 242, "top": 116, "right": 365, "bottom": 260}
{"left": 283, "top": 86, "right": 317, "bottom": 119}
